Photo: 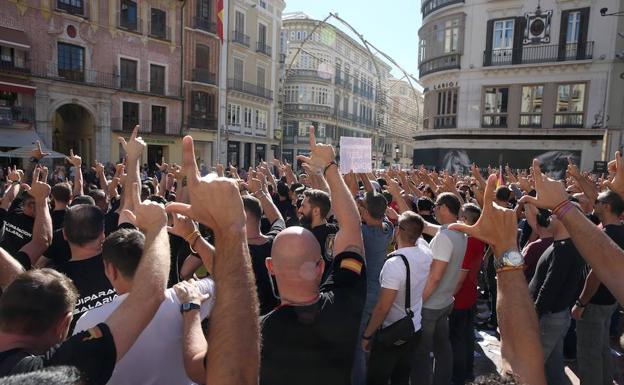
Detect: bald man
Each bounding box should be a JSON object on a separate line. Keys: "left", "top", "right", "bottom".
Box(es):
{"left": 260, "top": 128, "right": 366, "bottom": 385}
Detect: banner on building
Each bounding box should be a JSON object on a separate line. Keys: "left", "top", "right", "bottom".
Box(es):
{"left": 217, "top": 0, "right": 224, "bottom": 42}
{"left": 339, "top": 137, "right": 372, "bottom": 174}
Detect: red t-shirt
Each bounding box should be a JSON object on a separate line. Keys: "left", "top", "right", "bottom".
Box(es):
{"left": 454, "top": 237, "right": 486, "bottom": 309}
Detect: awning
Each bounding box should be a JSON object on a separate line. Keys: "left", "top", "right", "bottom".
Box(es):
{"left": 0, "top": 26, "right": 30, "bottom": 50}
{"left": 0, "top": 128, "right": 40, "bottom": 148}
{"left": 0, "top": 76, "right": 36, "bottom": 95}
{"left": 1, "top": 146, "right": 66, "bottom": 159}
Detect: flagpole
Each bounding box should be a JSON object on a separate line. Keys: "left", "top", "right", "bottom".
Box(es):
{"left": 217, "top": 0, "right": 228, "bottom": 165}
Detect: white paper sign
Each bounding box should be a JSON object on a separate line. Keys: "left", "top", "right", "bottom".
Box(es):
{"left": 339, "top": 137, "right": 372, "bottom": 174}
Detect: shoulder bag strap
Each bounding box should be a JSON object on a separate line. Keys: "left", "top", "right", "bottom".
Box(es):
{"left": 393, "top": 254, "right": 414, "bottom": 318}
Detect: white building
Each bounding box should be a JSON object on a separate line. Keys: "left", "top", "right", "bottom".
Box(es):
{"left": 416, "top": 0, "right": 623, "bottom": 176}
{"left": 385, "top": 77, "right": 423, "bottom": 168}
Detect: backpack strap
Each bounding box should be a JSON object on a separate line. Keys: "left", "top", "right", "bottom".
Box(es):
{"left": 390, "top": 253, "right": 414, "bottom": 318}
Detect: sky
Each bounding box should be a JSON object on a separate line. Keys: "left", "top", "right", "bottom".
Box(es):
{"left": 283, "top": 0, "right": 422, "bottom": 81}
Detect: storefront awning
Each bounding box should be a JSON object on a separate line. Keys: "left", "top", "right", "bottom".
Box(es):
{"left": 0, "top": 26, "right": 30, "bottom": 50}
{"left": 1, "top": 146, "right": 66, "bottom": 159}
{"left": 0, "top": 76, "right": 36, "bottom": 95}
{"left": 0, "top": 129, "right": 65, "bottom": 158}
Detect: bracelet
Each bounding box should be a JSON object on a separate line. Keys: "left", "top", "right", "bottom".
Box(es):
{"left": 188, "top": 234, "right": 200, "bottom": 255}
{"left": 323, "top": 161, "right": 337, "bottom": 176}
{"left": 554, "top": 201, "right": 576, "bottom": 219}
{"left": 552, "top": 199, "right": 569, "bottom": 213}
{"left": 496, "top": 265, "right": 526, "bottom": 273}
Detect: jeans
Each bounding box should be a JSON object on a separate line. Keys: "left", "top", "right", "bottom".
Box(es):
{"left": 539, "top": 310, "right": 572, "bottom": 385}
{"left": 352, "top": 312, "right": 371, "bottom": 385}
{"left": 449, "top": 308, "right": 475, "bottom": 385}
{"left": 367, "top": 330, "right": 421, "bottom": 385}
{"left": 576, "top": 303, "right": 617, "bottom": 385}
{"left": 411, "top": 304, "right": 454, "bottom": 385}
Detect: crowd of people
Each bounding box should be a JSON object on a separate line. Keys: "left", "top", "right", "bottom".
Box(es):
{"left": 0, "top": 125, "right": 623, "bottom": 385}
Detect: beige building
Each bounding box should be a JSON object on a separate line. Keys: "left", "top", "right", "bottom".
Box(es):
{"left": 280, "top": 13, "right": 393, "bottom": 169}
{"left": 222, "top": 0, "right": 285, "bottom": 168}
{"left": 384, "top": 77, "right": 423, "bottom": 168}
{"left": 416, "top": 0, "right": 622, "bottom": 175}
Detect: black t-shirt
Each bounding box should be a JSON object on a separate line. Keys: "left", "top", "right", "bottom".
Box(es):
{"left": 275, "top": 199, "right": 297, "bottom": 224}
{"left": 0, "top": 323, "right": 116, "bottom": 385}
{"left": 104, "top": 211, "right": 120, "bottom": 236}
{"left": 249, "top": 219, "right": 285, "bottom": 315}
{"left": 44, "top": 228, "right": 72, "bottom": 265}
{"left": 50, "top": 209, "right": 67, "bottom": 231}
{"left": 54, "top": 255, "right": 116, "bottom": 333}
{"left": 311, "top": 223, "right": 339, "bottom": 264}
{"left": 260, "top": 251, "right": 366, "bottom": 385}
{"left": 589, "top": 224, "right": 624, "bottom": 305}
{"left": 0, "top": 208, "right": 34, "bottom": 257}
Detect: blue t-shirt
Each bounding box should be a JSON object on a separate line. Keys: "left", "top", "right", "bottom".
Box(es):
{"left": 361, "top": 219, "right": 394, "bottom": 314}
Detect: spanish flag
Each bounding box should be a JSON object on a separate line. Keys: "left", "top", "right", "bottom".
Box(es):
{"left": 217, "top": 0, "right": 224, "bottom": 42}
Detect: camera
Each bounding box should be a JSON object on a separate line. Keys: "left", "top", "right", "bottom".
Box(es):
{"left": 600, "top": 7, "right": 608, "bottom": 16}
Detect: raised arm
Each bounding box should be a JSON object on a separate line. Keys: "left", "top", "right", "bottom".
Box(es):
{"left": 387, "top": 178, "right": 411, "bottom": 214}
{"left": 249, "top": 177, "right": 282, "bottom": 225}
{"left": 20, "top": 167, "right": 53, "bottom": 266}
{"left": 567, "top": 158, "right": 598, "bottom": 203}
{"left": 93, "top": 161, "right": 109, "bottom": 196}
{"left": 66, "top": 149, "right": 83, "bottom": 197}
{"left": 1, "top": 167, "right": 21, "bottom": 211}
{"left": 169, "top": 136, "right": 259, "bottom": 385}
{"left": 297, "top": 127, "right": 363, "bottom": 256}
{"left": 105, "top": 183, "right": 170, "bottom": 362}
{"left": 118, "top": 125, "right": 144, "bottom": 212}
{"left": 449, "top": 174, "right": 546, "bottom": 385}
{"left": 0, "top": 247, "right": 25, "bottom": 290}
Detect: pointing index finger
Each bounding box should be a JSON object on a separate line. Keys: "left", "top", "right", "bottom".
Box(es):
{"left": 309, "top": 126, "right": 316, "bottom": 149}
{"left": 182, "top": 136, "right": 199, "bottom": 186}
{"left": 131, "top": 125, "right": 139, "bottom": 141}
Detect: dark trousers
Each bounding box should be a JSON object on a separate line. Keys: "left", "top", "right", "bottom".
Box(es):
{"left": 367, "top": 330, "right": 422, "bottom": 385}
{"left": 485, "top": 254, "right": 497, "bottom": 325}
{"left": 449, "top": 308, "right": 475, "bottom": 385}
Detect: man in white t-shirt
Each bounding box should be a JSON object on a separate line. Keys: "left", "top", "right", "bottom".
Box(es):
{"left": 362, "top": 211, "right": 432, "bottom": 384}
{"left": 74, "top": 228, "right": 215, "bottom": 385}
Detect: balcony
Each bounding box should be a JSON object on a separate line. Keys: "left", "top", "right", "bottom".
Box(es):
{"left": 188, "top": 115, "right": 217, "bottom": 130}
{"left": 554, "top": 113, "right": 584, "bottom": 128}
{"left": 434, "top": 116, "right": 457, "bottom": 129}
{"left": 111, "top": 118, "right": 183, "bottom": 136}
{"left": 228, "top": 78, "right": 273, "bottom": 100}
{"left": 483, "top": 42, "right": 594, "bottom": 67}
{"left": 193, "top": 17, "right": 216, "bottom": 34}
{"left": 0, "top": 60, "right": 31, "bottom": 74}
{"left": 421, "top": 0, "right": 464, "bottom": 18}
{"left": 256, "top": 42, "right": 272, "bottom": 57}
{"left": 335, "top": 76, "right": 352, "bottom": 91}
{"left": 419, "top": 53, "right": 461, "bottom": 77}
{"left": 118, "top": 13, "right": 142, "bottom": 34}
{"left": 482, "top": 115, "right": 508, "bottom": 128}
{"left": 56, "top": 1, "right": 86, "bottom": 17}
{"left": 0, "top": 106, "right": 35, "bottom": 127}
{"left": 519, "top": 113, "right": 542, "bottom": 128}
{"left": 231, "top": 31, "right": 250, "bottom": 47}
{"left": 285, "top": 69, "right": 331, "bottom": 83}
{"left": 284, "top": 103, "right": 333, "bottom": 115}
{"left": 192, "top": 68, "right": 217, "bottom": 85}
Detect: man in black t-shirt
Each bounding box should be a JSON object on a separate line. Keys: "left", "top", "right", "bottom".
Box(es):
{"left": 242, "top": 178, "right": 285, "bottom": 315}
{"left": 572, "top": 190, "right": 624, "bottom": 385}
{"left": 0, "top": 191, "right": 35, "bottom": 257}
{"left": 53, "top": 205, "right": 116, "bottom": 333}
{"left": 298, "top": 189, "right": 339, "bottom": 266}
{"left": 50, "top": 182, "right": 71, "bottom": 231}
{"left": 261, "top": 127, "right": 366, "bottom": 385}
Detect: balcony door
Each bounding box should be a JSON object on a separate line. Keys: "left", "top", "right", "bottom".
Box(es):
{"left": 558, "top": 8, "right": 590, "bottom": 60}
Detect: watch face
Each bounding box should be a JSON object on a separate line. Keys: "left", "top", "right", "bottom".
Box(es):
{"left": 504, "top": 250, "right": 524, "bottom": 265}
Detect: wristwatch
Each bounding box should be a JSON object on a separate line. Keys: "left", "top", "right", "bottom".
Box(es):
{"left": 494, "top": 249, "right": 524, "bottom": 272}
{"left": 180, "top": 302, "right": 201, "bottom": 314}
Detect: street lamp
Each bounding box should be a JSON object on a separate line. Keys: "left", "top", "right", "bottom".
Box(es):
{"left": 394, "top": 145, "right": 400, "bottom": 166}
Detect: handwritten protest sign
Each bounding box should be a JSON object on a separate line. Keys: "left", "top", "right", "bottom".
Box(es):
{"left": 339, "top": 137, "right": 372, "bottom": 174}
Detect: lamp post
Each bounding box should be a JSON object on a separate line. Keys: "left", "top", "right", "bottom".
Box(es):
{"left": 394, "top": 145, "right": 400, "bottom": 167}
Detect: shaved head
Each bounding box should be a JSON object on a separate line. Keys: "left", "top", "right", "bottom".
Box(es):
{"left": 271, "top": 227, "right": 322, "bottom": 282}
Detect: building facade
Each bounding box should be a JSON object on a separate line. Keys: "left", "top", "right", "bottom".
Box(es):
{"left": 384, "top": 76, "right": 423, "bottom": 168}
{"left": 416, "top": 0, "right": 622, "bottom": 176}
{"left": 222, "top": 0, "right": 284, "bottom": 169}
{"left": 183, "top": 0, "right": 220, "bottom": 169}
{"left": 1, "top": 0, "right": 184, "bottom": 168}
{"left": 280, "top": 13, "right": 393, "bottom": 170}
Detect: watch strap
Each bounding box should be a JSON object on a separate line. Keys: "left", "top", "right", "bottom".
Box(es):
{"left": 180, "top": 302, "right": 201, "bottom": 313}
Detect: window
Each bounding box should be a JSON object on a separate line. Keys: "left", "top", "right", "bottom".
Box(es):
{"left": 233, "top": 58, "right": 244, "bottom": 80}
{"left": 258, "top": 23, "right": 267, "bottom": 45}
{"left": 122, "top": 101, "right": 139, "bottom": 131}
{"left": 257, "top": 67, "right": 265, "bottom": 90}
{"left": 197, "top": 0, "right": 211, "bottom": 20}
{"left": 58, "top": 0, "right": 84, "bottom": 15}
{"left": 555, "top": 83, "right": 585, "bottom": 128}
{"left": 559, "top": 8, "right": 590, "bottom": 60}
{"left": 120, "top": 58, "right": 137, "bottom": 90}
{"left": 0, "top": 47, "right": 26, "bottom": 69}
{"left": 228, "top": 103, "right": 241, "bottom": 126}
{"left": 192, "top": 92, "right": 215, "bottom": 116}
{"left": 298, "top": 122, "right": 308, "bottom": 137}
{"left": 418, "top": 15, "right": 464, "bottom": 66}
{"left": 566, "top": 11, "right": 581, "bottom": 44}
{"left": 151, "top": 105, "right": 166, "bottom": 133}
{"left": 196, "top": 44, "right": 210, "bottom": 69}
{"left": 58, "top": 43, "right": 85, "bottom": 81}
{"left": 520, "top": 85, "right": 543, "bottom": 127}
{"left": 150, "top": 8, "right": 167, "bottom": 39}
{"left": 482, "top": 87, "right": 508, "bottom": 128}
{"left": 120, "top": 0, "right": 138, "bottom": 31}
{"left": 235, "top": 11, "right": 245, "bottom": 34}
{"left": 244, "top": 107, "right": 252, "bottom": 129}
{"left": 434, "top": 88, "right": 458, "bottom": 129}
{"left": 484, "top": 17, "right": 525, "bottom": 66}
{"left": 255, "top": 110, "right": 267, "bottom": 130}
{"left": 493, "top": 20, "right": 515, "bottom": 50}
{"left": 149, "top": 64, "right": 165, "bottom": 95}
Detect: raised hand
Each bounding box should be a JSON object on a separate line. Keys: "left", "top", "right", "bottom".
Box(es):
{"left": 156, "top": 157, "right": 169, "bottom": 172}
{"left": 27, "top": 167, "right": 51, "bottom": 202}
{"left": 295, "top": 126, "right": 335, "bottom": 171}
{"left": 448, "top": 174, "right": 518, "bottom": 256}
{"left": 567, "top": 157, "right": 582, "bottom": 180}
{"left": 118, "top": 125, "right": 146, "bottom": 161}
{"left": 517, "top": 159, "right": 568, "bottom": 210}
{"left": 92, "top": 160, "right": 105, "bottom": 175}
{"left": 173, "top": 279, "right": 210, "bottom": 306}
{"left": 6, "top": 166, "right": 20, "bottom": 183}
{"left": 123, "top": 183, "right": 167, "bottom": 232}
{"left": 166, "top": 209, "right": 197, "bottom": 239}
{"left": 215, "top": 163, "right": 224, "bottom": 178}
{"left": 66, "top": 149, "right": 82, "bottom": 168}
{"left": 166, "top": 136, "right": 246, "bottom": 233}
{"left": 31, "top": 140, "right": 50, "bottom": 160}
{"left": 606, "top": 151, "right": 624, "bottom": 197}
